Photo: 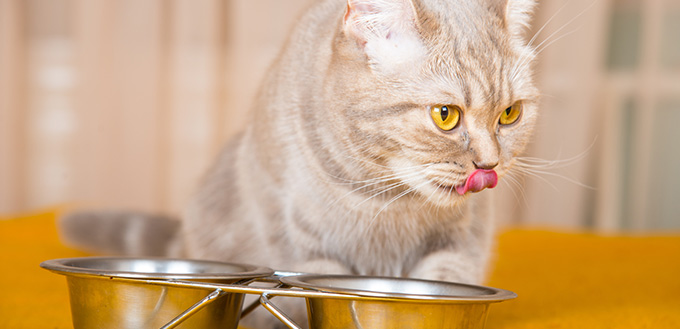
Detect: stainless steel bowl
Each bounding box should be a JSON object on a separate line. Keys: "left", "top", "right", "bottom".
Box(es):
{"left": 41, "top": 257, "right": 273, "bottom": 329}
{"left": 273, "top": 274, "right": 516, "bottom": 329}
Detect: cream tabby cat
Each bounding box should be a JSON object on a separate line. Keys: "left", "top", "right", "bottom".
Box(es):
{"left": 62, "top": 0, "right": 538, "bottom": 326}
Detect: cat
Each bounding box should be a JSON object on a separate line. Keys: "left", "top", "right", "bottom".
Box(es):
{"left": 61, "top": 0, "right": 539, "bottom": 327}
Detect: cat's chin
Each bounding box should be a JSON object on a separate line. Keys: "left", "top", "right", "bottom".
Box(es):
{"left": 415, "top": 182, "right": 470, "bottom": 208}
{"left": 435, "top": 183, "right": 462, "bottom": 196}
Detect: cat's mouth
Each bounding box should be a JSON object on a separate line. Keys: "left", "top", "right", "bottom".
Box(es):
{"left": 436, "top": 169, "right": 498, "bottom": 196}
{"left": 435, "top": 183, "right": 459, "bottom": 195}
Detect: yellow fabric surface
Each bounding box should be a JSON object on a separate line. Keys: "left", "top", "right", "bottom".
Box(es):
{"left": 1, "top": 209, "right": 679, "bottom": 328}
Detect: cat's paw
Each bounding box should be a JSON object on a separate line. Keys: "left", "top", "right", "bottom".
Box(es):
{"left": 408, "top": 251, "right": 482, "bottom": 284}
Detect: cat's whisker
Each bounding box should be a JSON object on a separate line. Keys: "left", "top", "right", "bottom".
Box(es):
{"left": 515, "top": 158, "right": 578, "bottom": 169}
{"left": 352, "top": 180, "right": 409, "bottom": 208}
{"left": 416, "top": 186, "right": 437, "bottom": 213}
{"left": 329, "top": 170, "right": 419, "bottom": 190}
{"left": 533, "top": 27, "right": 581, "bottom": 58}
{"left": 322, "top": 159, "right": 433, "bottom": 186}
{"left": 322, "top": 177, "right": 400, "bottom": 215}
{"left": 319, "top": 161, "right": 438, "bottom": 219}
{"left": 509, "top": 57, "right": 532, "bottom": 85}
{"left": 511, "top": 166, "right": 561, "bottom": 191}
{"left": 512, "top": 1, "right": 598, "bottom": 83}
{"left": 517, "top": 167, "right": 595, "bottom": 190}
{"left": 535, "top": 0, "right": 599, "bottom": 52}
{"left": 366, "top": 179, "right": 433, "bottom": 231}
{"left": 320, "top": 164, "right": 404, "bottom": 185}
{"left": 501, "top": 173, "right": 520, "bottom": 202}
{"left": 443, "top": 170, "right": 458, "bottom": 201}
{"left": 515, "top": 138, "right": 596, "bottom": 170}
{"left": 347, "top": 169, "right": 427, "bottom": 212}
{"left": 322, "top": 176, "right": 409, "bottom": 217}
{"left": 527, "top": 1, "right": 572, "bottom": 48}
{"left": 417, "top": 173, "right": 451, "bottom": 214}
{"left": 510, "top": 136, "right": 597, "bottom": 192}
{"left": 323, "top": 170, "right": 402, "bottom": 185}
{"left": 515, "top": 159, "right": 578, "bottom": 171}
{"left": 502, "top": 170, "right": 530, "bottom": 208}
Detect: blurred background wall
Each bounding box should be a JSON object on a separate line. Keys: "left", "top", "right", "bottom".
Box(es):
{"left": 1, "top": 0, "right": 679, "bottom": 231}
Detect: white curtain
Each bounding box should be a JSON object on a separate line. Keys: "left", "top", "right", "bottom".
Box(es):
{"left": 0, "top": 0, "right": 314, "bottom": 215}
{"left": 1, "top": 0, "right": 679, "bottom": 231}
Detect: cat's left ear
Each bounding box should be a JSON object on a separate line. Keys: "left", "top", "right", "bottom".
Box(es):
{"left": 343, "top": 0, "right": 425, "bottom": 72}
{"left": 489, "top": 0, "right": 537, "bottom": 39}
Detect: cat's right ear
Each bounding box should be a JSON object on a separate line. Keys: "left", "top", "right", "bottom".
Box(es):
{"left": 488, "top": 0, "right": 537, "bottom": 40}
{"left": 343, "top": 0, "right": 426, "bottom": 73}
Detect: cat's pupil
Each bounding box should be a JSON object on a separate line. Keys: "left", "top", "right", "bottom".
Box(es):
{"left": 505, "top": 107, "right": 512, "bottom": 115}
{"left": 441, "top": 106, "right": 449, "bottom": 121}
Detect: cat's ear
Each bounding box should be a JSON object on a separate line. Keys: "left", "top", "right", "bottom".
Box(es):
{"left": 343, "top": 0, "right": 425, "bottom": 71}
{"left": 489, "top": 0, "right": 537, "bottom": 39}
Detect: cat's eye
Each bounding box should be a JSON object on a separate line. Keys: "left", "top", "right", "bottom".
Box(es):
{"left": 499, "top": 101, "right": 522, "bottom": 125}
{"left": 430, "top": 105, "right": 461, "bottom": 131}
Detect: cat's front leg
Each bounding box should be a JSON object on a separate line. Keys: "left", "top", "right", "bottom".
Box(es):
{"left": 408, "top": 249, "right": 486, "bottom": 285}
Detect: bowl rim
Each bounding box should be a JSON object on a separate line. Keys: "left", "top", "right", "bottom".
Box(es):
{"left": 40, "top": 256, "right": 274, "bottom": 281}
{"left": 280, "top": 274, "right": 517, "bottom": 303}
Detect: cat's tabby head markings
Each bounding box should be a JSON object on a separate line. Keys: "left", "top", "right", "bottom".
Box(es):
{"left": 317, "top": 0, "right": 539, "bottom": 208}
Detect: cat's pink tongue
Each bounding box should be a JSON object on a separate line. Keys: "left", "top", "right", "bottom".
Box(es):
{"left": 456, "top": 169, "right": 498, "bottom": 195}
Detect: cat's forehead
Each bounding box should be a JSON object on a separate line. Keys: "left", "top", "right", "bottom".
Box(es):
{"left": 371, "top": 0, "right": 537, "bottom": 110}
{"left": 411, "top": 41, "right": 529, "bottom": 111}
{"left": 415, "top": 20, "right": 534, "bottom": 110}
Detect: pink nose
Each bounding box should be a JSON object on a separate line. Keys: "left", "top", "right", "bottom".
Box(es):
{"left": 456, "top": 169, "right": 498, "bottom": 195}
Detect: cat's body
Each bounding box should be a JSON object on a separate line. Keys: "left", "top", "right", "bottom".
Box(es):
{"left": 61, "top": 0, "right": 538, "bottom": 326}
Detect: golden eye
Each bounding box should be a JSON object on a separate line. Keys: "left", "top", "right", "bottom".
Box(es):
{"left": 499, "top": 101, "right": 522, "bottom": 125}
{"left": 430, "top": 105, "right": 461, "bottom": 131}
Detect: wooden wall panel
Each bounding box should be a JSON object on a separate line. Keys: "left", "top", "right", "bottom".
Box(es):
{"left": 0, "top": 0, "right": 27, "bottom": 213}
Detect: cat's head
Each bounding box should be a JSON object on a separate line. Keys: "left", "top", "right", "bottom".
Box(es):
{"left": 324, "top": 0, "right": 539, "bottom": 208}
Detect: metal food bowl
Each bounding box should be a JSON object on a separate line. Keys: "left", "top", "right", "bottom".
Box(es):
{"left": 265, "top": 274, "right": 517, "bottom": 329}
{"left": 42, "top": 257, "right": 516, "bottom": 329}
{"left": 40, "top": 257, "right": 273, "bottom": 329}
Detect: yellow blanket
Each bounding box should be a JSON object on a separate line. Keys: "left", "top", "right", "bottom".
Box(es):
{"left": 1, "top": 208, "right": 679, "bottom": 328}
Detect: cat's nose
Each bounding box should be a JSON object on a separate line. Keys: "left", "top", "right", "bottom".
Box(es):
{"left": 473, "top": 160, "right": 498, "bottom": 170}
